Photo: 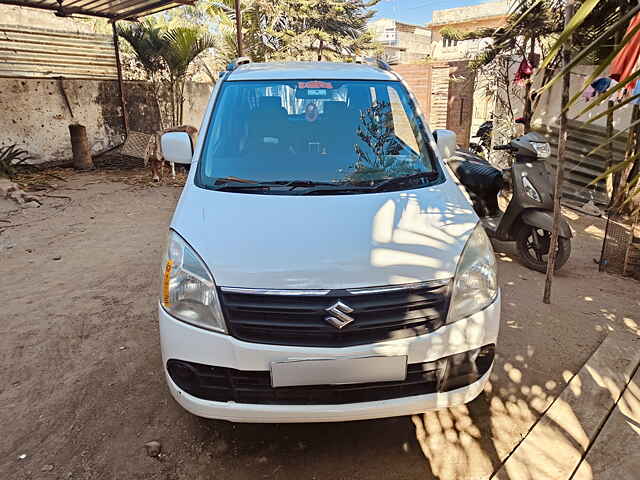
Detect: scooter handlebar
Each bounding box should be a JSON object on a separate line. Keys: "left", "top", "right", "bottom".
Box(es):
{"left": 493, "top": 145, "right": 512, "bottom": 151}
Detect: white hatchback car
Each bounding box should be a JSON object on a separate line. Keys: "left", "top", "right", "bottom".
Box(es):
{"left": 159, "top": 60, "right": 500, "bottom": 423}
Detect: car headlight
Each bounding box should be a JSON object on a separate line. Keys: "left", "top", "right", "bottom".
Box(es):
{"left": 448, "top": 224, "right": 498, "bottom": 323}
{"left": 531, "top": 141, "right": 551, "bottom": 158}
{"left": 161, "top": 230, "right": 227, "bottom": 333}
{"left": 522, "top": 174, "right": 541, "bottom": 202}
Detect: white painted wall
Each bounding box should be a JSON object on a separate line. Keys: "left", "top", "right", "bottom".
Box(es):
{"left": 533, "top": 65, "right": 633, "bottom": 132}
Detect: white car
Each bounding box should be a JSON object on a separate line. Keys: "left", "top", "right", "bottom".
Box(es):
{"left": 159, "top": 59, "right": 500, "bottom": 423}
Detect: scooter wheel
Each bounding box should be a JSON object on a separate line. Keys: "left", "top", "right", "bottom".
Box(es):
{"left": 515, "top": 226, "right": 571, "bottom": 273}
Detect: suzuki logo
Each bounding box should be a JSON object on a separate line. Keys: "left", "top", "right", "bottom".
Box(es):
{"left": 324, "top": 301, "right": 355, "bottom": 329}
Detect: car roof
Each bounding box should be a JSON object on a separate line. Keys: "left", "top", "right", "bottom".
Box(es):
{"left": 227, "top": 61, "right": 398, "bottom": 81}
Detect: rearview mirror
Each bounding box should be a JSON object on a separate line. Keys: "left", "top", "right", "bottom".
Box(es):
{"left": 161, "top": 131, "right": 193, "bottom": 164}
{"left": 433, "top": 129, "right": 456, "bottom": 160}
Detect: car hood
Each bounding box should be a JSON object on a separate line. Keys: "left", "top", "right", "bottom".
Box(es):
{"left": 171, "top": 182, "right": 478, "bottom": 290}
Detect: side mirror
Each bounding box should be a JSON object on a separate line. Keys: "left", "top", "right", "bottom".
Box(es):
{"left": 433, "top": 129, "right": 456, "bottom": 160}
{"left": 161, "top": 131, "right": 193, "bottom": 164}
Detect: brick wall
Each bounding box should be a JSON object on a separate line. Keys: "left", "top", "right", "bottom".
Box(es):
{"left": 429, "top": 62, "right": 450, "bottom": 130}
{"left": 446, "top": 61, "right": 475, "bottom": 149}
{"left": 392, "top": 64, "right": 431, "bottom": 119}
{"left": 392, "top": 62, "right": 476, "bottom": 148}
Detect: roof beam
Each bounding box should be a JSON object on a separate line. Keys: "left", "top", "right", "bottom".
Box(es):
{"left": 0, "top": 0, "right": 194, "bottom": 20}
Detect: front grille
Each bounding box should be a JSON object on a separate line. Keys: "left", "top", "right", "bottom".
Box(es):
{"left": 219, "top": 281, "right": 451, "bottom": 347}
{"left": 167, "top": 344, "right": 495, "bottom": 405}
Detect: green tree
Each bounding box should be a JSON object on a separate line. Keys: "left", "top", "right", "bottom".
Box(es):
{"left": 292, "top": 0, "right": 380, "bottom": 61}
{"left": 162, "top": 27, "right": 216, "bottom": 125}
{"left": 117, "top": 21, "right": 168, "bottom": 127}
{"left": 207, "top": 0, "right": 380, "bottom": 63}
{"left": 117, "top": 23, "right": 215, "bottom": 127}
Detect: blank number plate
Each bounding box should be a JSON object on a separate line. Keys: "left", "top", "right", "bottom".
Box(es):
{"left": 270, "top": 355, "right": 407, "bottom": 388}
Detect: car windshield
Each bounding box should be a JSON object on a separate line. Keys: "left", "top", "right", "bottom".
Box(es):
{"left": 196, "top": 79, "right": 441, "bottom": 194}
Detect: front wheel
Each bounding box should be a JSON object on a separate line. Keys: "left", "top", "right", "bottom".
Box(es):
{"left": 515, "top": 225, "right": 571, "bottom": 273}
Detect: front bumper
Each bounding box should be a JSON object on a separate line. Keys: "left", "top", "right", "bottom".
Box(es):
{"left": 159, "top": 292, "right": 500, "bottom": 423}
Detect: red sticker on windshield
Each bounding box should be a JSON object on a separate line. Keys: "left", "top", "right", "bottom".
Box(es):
{"left": 299, "top": 81, "right": 333, "bottom": 89}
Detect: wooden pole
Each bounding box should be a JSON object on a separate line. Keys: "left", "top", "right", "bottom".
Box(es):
{"left": 111, "top": 21, "right": 129, "bottom": 136}
{"left": 543, "top": 0, "right": 574, "bottom": 304}
{"left": 605, "top": 101, "right": 615, "bottom": 202}
{"left": 235, "top": 0, "right": 243, "bottom": 57}
{"left": 523, "top": 36, "right": 536, "bottom": 132}
{"left": 612, "top": 104, "right": 640, "bottom": 210}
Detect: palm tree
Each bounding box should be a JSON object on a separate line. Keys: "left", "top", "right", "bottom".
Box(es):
{"left": 118, "top": 24, "right": 215, "bottom": 127}
{"left": 117, "top": 21, "right": 168, "bottom": 128}
{"left": 162, "top": 27, "right": 216, "bottom": 125}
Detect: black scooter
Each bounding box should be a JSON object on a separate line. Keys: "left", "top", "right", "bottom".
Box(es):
{"left": 449, "top": 131, "right": 572, "bottom": 272}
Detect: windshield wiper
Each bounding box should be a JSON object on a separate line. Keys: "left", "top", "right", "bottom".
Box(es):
{"left": 371, "top": 171, "right": 439, "bottom": 192}
{"left": 208, "top": 179, "right": 339, "bottom": 193}
{"left": 209, "top": 178, "right": 269, "bottom": 192}
{"left": 297, "top": 184, "right": 375, "bottom": 195}
{"left": 282, "top": 180, "right": 342, "bottom": 190}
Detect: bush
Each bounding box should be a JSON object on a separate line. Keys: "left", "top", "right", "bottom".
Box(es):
{"left": 0, "top": 144, "right": 33, "bottom": 179}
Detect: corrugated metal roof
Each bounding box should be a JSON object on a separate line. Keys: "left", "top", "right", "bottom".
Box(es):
{"left": 0, "top": 0, "right": 193, "bottom": 21}
{"left": 0, "top": 24, "right": 117, "bottom": 79}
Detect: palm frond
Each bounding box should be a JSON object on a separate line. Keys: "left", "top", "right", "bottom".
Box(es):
{"left": 162, "top": 27, "right": 217, "bottom": 78}
{"left": 538, "top": 0, "right": 600, "bottom": 71}
{"left": 536, "top": 3, "right": 640, "bottom": 97}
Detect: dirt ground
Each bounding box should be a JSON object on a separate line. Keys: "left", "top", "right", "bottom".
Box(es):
{"left": 1, "top": 168, "right": 639, "bottom": 480}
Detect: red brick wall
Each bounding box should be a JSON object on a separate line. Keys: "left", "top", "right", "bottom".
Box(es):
{"left": 392, "top": 64, "right": 432, "bottom": 120}
{"left": 429, "top": 62, "right": 450, "bottom": 130}
{"left": 446, "top": 61, "right": 476, "bottom": 149}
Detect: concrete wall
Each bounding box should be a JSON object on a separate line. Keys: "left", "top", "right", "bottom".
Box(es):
{"left": 431, "top": 1, "right": 509, "bottom": 25}
{"left": 0, "top": 78, "right": 212, "bottom": 164}
{"left": 371, "top": 19, "right": 431, "bottom": 64}
{"left": 428, "top": 1, "right": 508, "bottom": 61}
{"left": 533, "top": 65, "right": 634, "bottom": 132}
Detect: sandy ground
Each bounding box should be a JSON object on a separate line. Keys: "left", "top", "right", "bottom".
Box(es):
{"left": 1, "top": 168, "right": 639, "bottom": 480}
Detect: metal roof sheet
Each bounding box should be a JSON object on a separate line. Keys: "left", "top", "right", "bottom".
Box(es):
{"left": 0, "top": 23, "right": 117, "bottom": 79}
{"left": 0, "top": 0, "right": 193, "bottom": 21}
{"left": 228, "top": 62, "right": 399, "bottom": 82}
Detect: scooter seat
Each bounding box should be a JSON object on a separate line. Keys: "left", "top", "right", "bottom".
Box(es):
{"left": 449, "top": 158, "right": 504, "bottom": 190}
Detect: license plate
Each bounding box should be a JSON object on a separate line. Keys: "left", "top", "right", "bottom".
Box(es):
{"left": 270, "top": 355, "right": 407, "bottom": 388}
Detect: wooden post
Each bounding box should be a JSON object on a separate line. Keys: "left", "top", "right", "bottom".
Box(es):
{"left": 523, "top": 36, "right": 536, "bottom": 132}
{"left": 605, "top": 101, "right": 615, "bottom": 201}
{"left": 111, "top": 21, "right": 129, "bottom": 136}
{"left": 235, "top": 0, "right": 243, "bottom": 57}
{"left": 612, "top": 104, "right": 640, "bottom": 210}
{"left": 543, "top": 0, "right": 574, "bottom": 304}
{"left": 69, "top": 124, "right": 94, "bottom": 170}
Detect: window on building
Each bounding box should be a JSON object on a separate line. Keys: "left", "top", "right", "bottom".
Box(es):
{"left": 442, "top": 38, "right": 459, "bottom": 48}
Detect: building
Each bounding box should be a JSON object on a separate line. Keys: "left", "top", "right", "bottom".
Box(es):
{"left": 428, "top": 1, "right": 509, "bottom": 61}
{"left": 370, "top": 18, "right": 431, "bottom": 64}
{"left": 426, "top": 1, "right": 509, "bottom": 145}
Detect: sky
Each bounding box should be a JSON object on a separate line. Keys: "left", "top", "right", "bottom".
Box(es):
{"left": 371, "top": 0, "right": 497, "bottom": 25}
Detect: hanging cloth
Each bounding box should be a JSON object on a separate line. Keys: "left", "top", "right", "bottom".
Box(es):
{"left": 591, "top": 77, "right": 612, "bottom": 93}
{"left": 514, "top": 59, "right": 534, "bottom": 86}
{"left": 632, "top": 80, "right": 640, "bottom": 104}
{"left": 610, "top": 12, "right": 640, "bottom": 90}
{"left": 583, "top": 85, "right": 596, "bottom": 101}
